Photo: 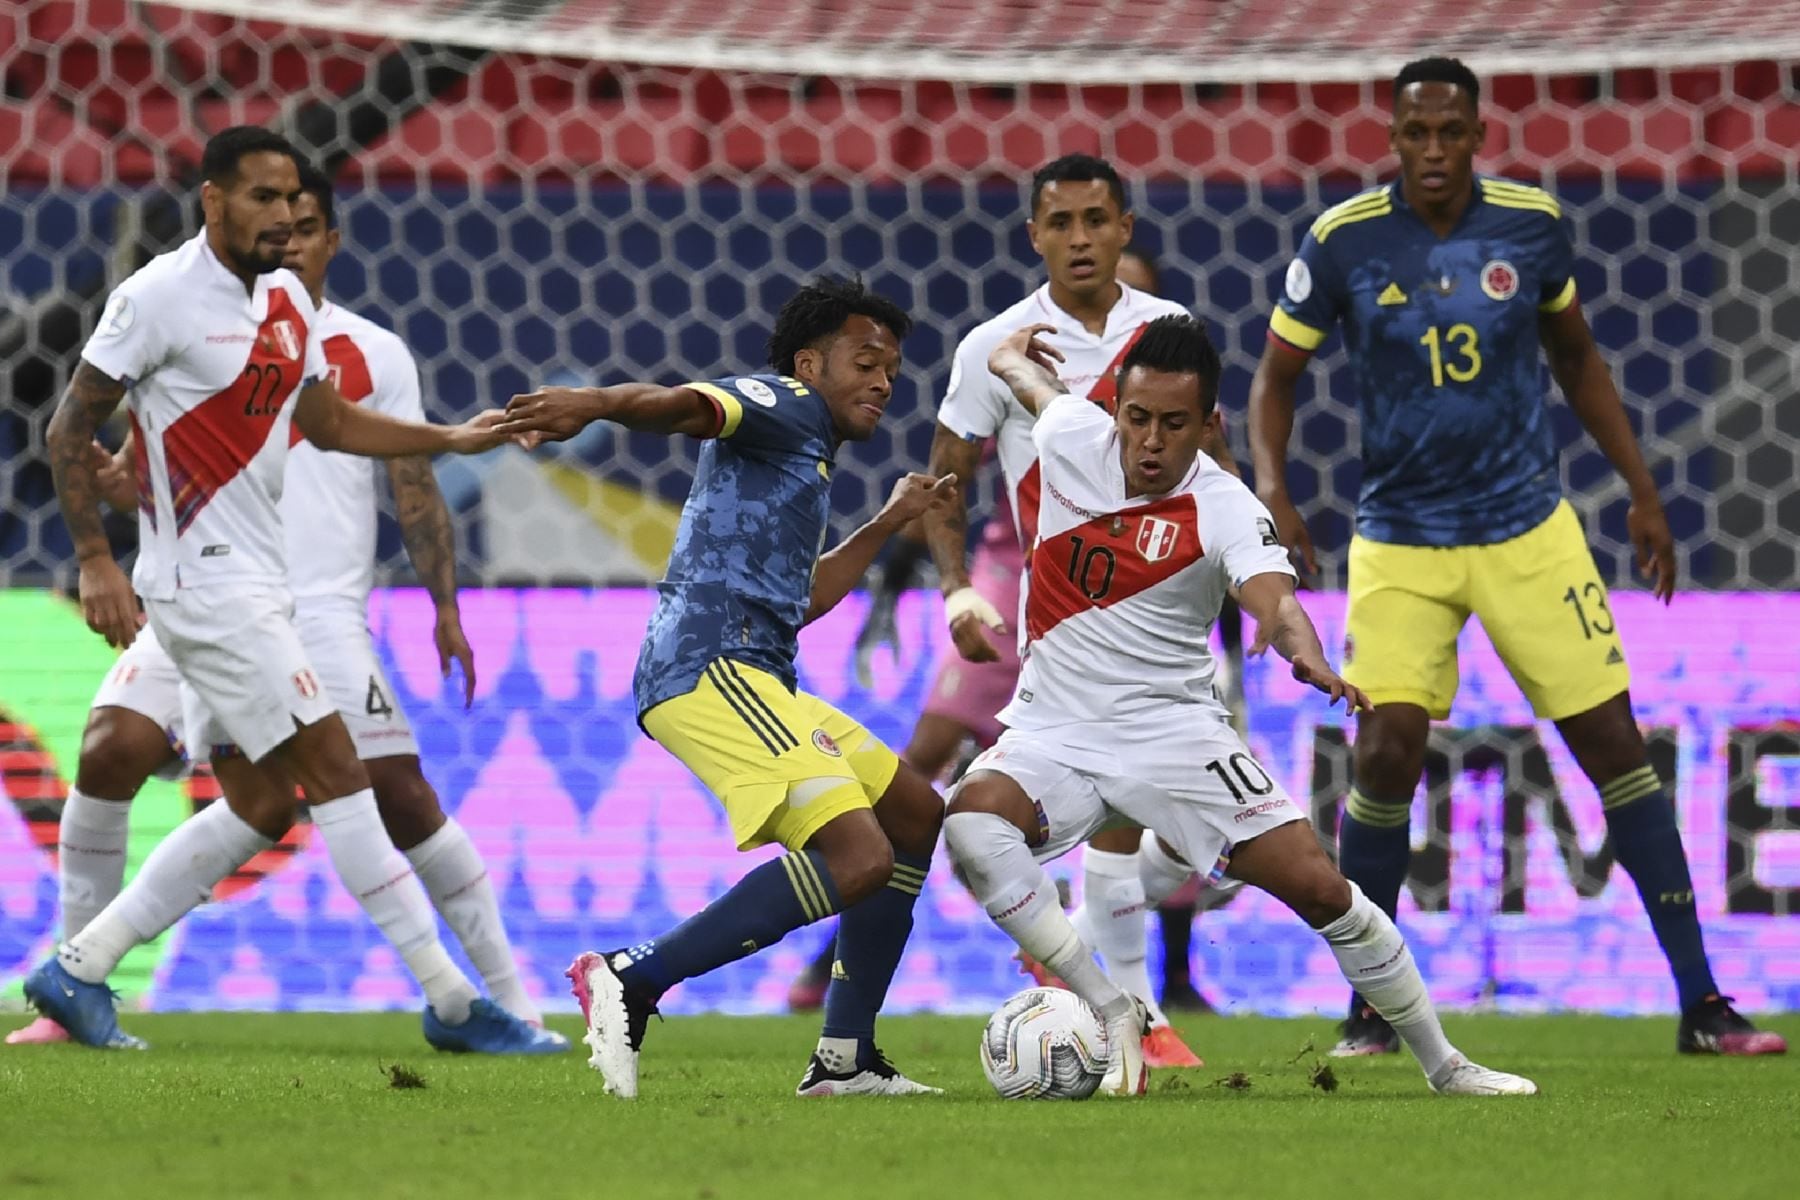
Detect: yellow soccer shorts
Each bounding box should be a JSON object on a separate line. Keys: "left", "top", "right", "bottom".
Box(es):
{"left": 641, "top": 657, "right": 902, "bottom": 852}
{"left": 1343, "top": 500, "right": 1631, "bottom": 721}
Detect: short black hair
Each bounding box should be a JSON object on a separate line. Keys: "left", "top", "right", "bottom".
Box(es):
{"left": 1119, "top": 243, "right": 1162, "bottom": 294}
{"left": 295, "top": 160, "right": 337, "bottom": 228}
{"left": 1029, "top": 153, "right": 1127, "bottom": 218}
{"left": 1115, "top": 314, "right": 1222, "bottom": 416}
{"left": 766, "top": 275, "right": 912, "bottom": 375}
{"left": 200, "top": 125, "right": 298, "bottom": 187}
{"left": 1393, "top": 56, "right": 1481, "bottom": 112}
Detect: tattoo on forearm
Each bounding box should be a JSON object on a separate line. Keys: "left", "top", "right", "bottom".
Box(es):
{"left": 48, "top": 362, "right": 127, "bottom": 559}
{"left": 925, "top": 432, "right": 981, "bottom": 588}
{"left": 390, "top": 456, "right": 459, "bottom": 607}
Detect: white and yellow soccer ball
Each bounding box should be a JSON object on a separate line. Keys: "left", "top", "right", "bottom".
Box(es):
{"left": 979, "top": 987, "right": 1111, "bottom": 1100}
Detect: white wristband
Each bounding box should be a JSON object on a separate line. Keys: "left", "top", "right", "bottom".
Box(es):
{"left": 945, "top": 586, "right": 1006, "bottom": 631}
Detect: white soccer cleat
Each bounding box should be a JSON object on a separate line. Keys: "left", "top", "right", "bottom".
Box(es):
{"left": 566, "top": 951, "right": 654, "bottom": 1100}
{"left": 795, "top": 1047, "right": 943, "bottom": 1096}
{"left": 1098, "top": 997, "right": 1151, "bottom": 1097}
{"left": 1427, "top": 1053, "right": 1539, "bottom": 1097}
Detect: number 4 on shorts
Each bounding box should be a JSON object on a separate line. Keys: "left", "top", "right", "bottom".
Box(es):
{"left": 365, "top": 677, "right": 395, "bottom": 717}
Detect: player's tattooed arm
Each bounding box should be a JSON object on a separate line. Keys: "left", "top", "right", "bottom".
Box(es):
{"left": 496, "top": 383, "right": 718, "bottom": 444}
{"left": 1237, "top": 571, "right": 1371, "bottom": 712}
{"left": 985, "top": 323, "right": 1068, "bottom": 416}
{"left": 922, "top": 422, "right": 982, "bottom": 594}
{"left": 387, "top": 455, "right": 479, "bottom": 705}
{"left": 806, "top": 472, "right": 960, "bottom": 625}
{"left": 1539, "top": 304, "right": 1676, "bottom": 602}
{"left": 47, "top": 361, "right": 141, "bottom": 647}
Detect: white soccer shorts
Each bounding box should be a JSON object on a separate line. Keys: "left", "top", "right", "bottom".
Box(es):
{"left": 144, "top": 583, "right": 337, "bottom": 763}
{"left": 958, "top": 724, "right": 1307, "bottom": 882}
{"left": 294, "top": 595, "right": 419, "bottom": 761}
{"left": 89, "top": 620, "right": 189, "bottom": 780}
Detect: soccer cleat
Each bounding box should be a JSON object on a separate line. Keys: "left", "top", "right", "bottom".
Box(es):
{"left": 21, "top": 959, "right": 147, "bottom": 1050}
{"left": 1098, "top": 997, "right": 1152, "bottom": 1096}
{"left": 5, "top": 1016, "right": 72, "bottom": 1045}
{"left": 422, "top": 998, "right": 570, "bottom": 1055}
{"left": 567, "top": 950, "right": 658, "bottom": 1099}
{"left": 1141, "top": 1023, "right": 1203, "bottom": 1069}
{"left": 1330, "top": 1005, "right": 1401, "bottom": 1057}
{"left": 1677, "top": 995, "right": 1788, "bottom": 1056}
{"left": 1427, "top": 1053, "right": 1539, "bottom": 1096}
{"left": 795, "top": 1047, "right": 942, "bottom": 1096}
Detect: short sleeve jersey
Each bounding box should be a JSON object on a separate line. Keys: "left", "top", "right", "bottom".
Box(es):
{"left": 1268, "top": 177, "right": 1578, "bottom": 547}
{"left": 999, "top": 394, "right": 1294, "bottom": 745}
{"left": 283, "top": 302, "right": 426, "bottom": 603}
{"left": 80, "top": 235, "right": 328, "bottom": 600}
{"left": 936, "top": 283, "right": 1190, "bottom": 551}
{"left": 633, "top": 373, "right": 839, "bottom": 718}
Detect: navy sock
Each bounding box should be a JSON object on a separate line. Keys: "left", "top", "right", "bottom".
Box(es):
{"left": 820, "top": 849, "right": 930, "bottom": 1049}
{"left": 1338, "top": 786, "right": 1414, "bottom": 1015}
{"left": 1601, "top": 766, "right": 1717, "bottom": 1011}
{"left": 616, "top": 849, "right": 841, "bottom": 997}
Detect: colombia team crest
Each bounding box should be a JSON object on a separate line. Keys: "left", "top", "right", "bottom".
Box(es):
{"left": 1481, "top": 260, "right": 1520, "bottom": 301}
{"left": 811, "top": 729, "right": 842, "bottom": 757}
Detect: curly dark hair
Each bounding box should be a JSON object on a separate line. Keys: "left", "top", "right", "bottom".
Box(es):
{"left": 766, "top": 275, "right": 912, "bottom": 374}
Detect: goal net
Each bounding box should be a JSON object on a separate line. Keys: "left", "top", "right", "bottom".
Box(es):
{"left": 1, "top": 0, "right": 1796, "bottom": 1016}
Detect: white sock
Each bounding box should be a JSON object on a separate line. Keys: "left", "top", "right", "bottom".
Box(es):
{"left": 1318, "top": 882, "right": 1457, "bottom": 1077}
{"left": 946, "top": 812, "right": 1132, "bottom": 1021}
{"left": 58, "top": 788, "right": 133, "bottom": 937}
{"left": 58, "top": 801, "right": 272, "bottom": 984}
{"left": 1074, "top": 846, "right": 1167, "bottom": 1026}
{"left": 406, "top": 818, "right": 538, "bottom": 1023}
{"left": 1137, "top": 830, "right": 1195, "bottom": 909}
{"left": 312, "top": 789, "right": 478, "bottom": 1024}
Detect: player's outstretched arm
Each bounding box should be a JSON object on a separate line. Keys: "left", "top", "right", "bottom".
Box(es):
{"left": 921, "top": 421, "right": 1003, "bottom": 662}
{"left": 985, "top": 324, "right": 1068, "bottom": 417}
{"left": 806, "top": 472, "right": 959, "bottom": 626}
{"left": 387, "top": 455, "right": 477, "bottom": 707}
{"left": 47, "top": 361, "right": 140, "bottom": 648}
{"left": 495, "top": 383, "right": 719, "bottom": 444}
{"left": 1237, "top": 571, "right": 1371, "bottom": 712}
{"left": 1539, "top": 305, "right": 1676, "bottom": 602}
{"left": 296, "top": 379, "right": 505, "bottom": 458}
{"left": 1247, "top": 341, "right": 1319, "bottom": 579}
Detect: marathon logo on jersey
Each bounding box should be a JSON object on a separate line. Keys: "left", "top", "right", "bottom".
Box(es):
{"left": 1481, "top": 260, "right": 1520, "bottom": 302}
{"left": 292, "top": 668, "right": 321, "bottom": 699}
{"left": 199, "top": 544, "right": 231, "bottom": 558}
{"left": 1136, "top": 516, "right": 1180, "bottom": 563}
{"left": 811, "top": 729, "right": 843, "bottom": 758}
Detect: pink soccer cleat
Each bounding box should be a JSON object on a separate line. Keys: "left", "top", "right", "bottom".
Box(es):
{"left": 6, "top": 1017, "right": 72, "bottom": 1045}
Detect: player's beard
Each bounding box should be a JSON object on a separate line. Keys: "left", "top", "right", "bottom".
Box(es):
{"left": 228, "top": 229, "right": 289, "bottom": 275}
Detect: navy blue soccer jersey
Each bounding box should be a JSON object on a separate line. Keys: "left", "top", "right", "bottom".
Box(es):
{"left": 633, "top": 373, "right": 837, "bottom": 717}
{"left": 1269, "top": 176, "right": 1579, "bottom": 547}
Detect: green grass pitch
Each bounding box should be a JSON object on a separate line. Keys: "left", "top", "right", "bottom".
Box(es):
{"left": 4, "top": 1011, "right": 1796, "bottom": 1199}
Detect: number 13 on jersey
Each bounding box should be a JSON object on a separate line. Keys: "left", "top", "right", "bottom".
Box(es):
{"left": 1420, "top": 323, "right": 1482, "bottom": 386}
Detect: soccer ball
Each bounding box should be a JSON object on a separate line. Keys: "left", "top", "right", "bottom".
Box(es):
{"left": 979, "top": 987, "right": 1111, "bottom": 1100}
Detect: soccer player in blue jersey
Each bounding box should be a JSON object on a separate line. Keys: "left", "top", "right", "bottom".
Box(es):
{"left": 1248, "top": 56, "right": 1785, "bottom": 1058}
{"left": 497, "top": 277, "right": 960, "bottom": 1098}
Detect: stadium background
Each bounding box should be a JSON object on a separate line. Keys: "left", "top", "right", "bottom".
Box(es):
{"left": 1, "top": 1, "right": 1796, "bottom": 1017}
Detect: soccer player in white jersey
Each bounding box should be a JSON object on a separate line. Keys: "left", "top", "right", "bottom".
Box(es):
{"left": 945, "top": 316, "right": 1537, "bottom": 1098}
{"left": 924, "top": 155, "right": 1203, "bottom": 1068}
{"left": 8, "top": 160, "right": 558, "bottom": 1052}
{"left": 23, "top": 127, "right": 546, "bottom": 1053}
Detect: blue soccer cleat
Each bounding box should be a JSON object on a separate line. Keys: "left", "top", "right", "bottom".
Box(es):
{"left": 21, "top": 959, "right": 148, "bottom": 1050}
{"left": 422, "top": 998, "right": 569, "bottom": 1055}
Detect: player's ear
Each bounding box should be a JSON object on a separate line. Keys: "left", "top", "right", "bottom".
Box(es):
{"left": 326, "top": 227, "right": 342, "bottom": 259}
{"left": 1472, "top": 116, "right": 1488, "bottom": 153}
{"left": 792, "top": 346, "right": 824, "bottom": 386}
{"left": 200, "top": 180, "right": 223, "bottom": 228}
{"left": 1025, "top": 217, "right": 1041, "bottom": 256}
{"left": 1117, "top": 209, "right": 1135, "bottom": 243}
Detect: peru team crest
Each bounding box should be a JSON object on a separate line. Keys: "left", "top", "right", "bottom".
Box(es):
{"left": 1481, "top": 260, "right": 1519, "bottom": 301}
{"left": 1136, "top": 516, "right": 1180, "bottom": 563}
